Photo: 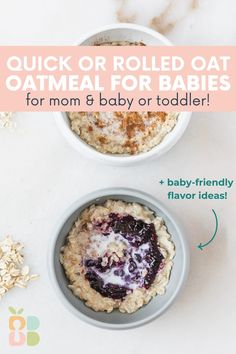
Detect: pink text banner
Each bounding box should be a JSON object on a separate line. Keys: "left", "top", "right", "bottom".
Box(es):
{"left": 0, "top": 46, "right": 235, "bottom": 112}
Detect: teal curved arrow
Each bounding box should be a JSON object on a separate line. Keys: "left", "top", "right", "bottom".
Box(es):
{"left": 198, "top": 209, "right": 218, "bottom": 251}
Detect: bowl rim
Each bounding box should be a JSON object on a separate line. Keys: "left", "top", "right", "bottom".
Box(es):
{"left": 74, "top": 22, "right": 173, "bottom": 46}
{"left": 54, "top": 22, "right": 192, "bottom": 166}
{"left": 48, "top": 187, "right": 190, "bottom": 330}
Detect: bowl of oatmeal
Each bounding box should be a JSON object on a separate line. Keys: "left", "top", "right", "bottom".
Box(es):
{"left": 55, "top": 24, "right": 191, "bottom": 166}
{"left": 49, "top": 188, "right": 189, "bottom": 329}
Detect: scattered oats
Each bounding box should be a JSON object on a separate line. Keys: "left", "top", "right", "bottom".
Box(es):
{"left": 30, "top": 274, "right": 40, "bottom": 280}
{"left": 15, "top": 281, "right": 27, "bottom": 289}
{"left": 21, "top": 265, "right": 29, "bottom": 276}
{"left": 0, "top": 112, "right": 16, "bottom": 129}
{"left": 0, "top": 261, "right": 7, "bottom": 270}
{"left": 0, "top": 288, "right": 6, "bottom": 295}
{"left": 0, "top": 235, "right": 39, "bottom": 299}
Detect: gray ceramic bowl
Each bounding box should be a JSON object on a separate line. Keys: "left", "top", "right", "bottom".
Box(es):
{"left": 48, "top": 188, "right": 189, "bottom": 329}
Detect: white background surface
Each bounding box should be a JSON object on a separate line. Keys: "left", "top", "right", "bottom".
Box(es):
{"left": 0, "top": 1, "right": 236, "bottom": 353}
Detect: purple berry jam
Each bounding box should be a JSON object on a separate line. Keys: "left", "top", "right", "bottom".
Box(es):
{"left": 84, "top": 213, "right": 164, "bottom": 300}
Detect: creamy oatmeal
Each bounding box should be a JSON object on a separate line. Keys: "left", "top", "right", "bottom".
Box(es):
{"left": 95, "top": 41, "right": 145, "bottom": 46}
{"left": 60, "top": 200, "right": 175, "bottom": 313}
{"left": 68, "top": 111, "right": 178, "bottom": 155}
{"left": 68, "top": 40, "right": 178, "bottom": 155}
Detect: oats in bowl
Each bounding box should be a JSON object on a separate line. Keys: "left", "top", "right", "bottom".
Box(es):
{"left": 95, "top": 41, "right": 146, "bottom": 46}
{"left": 68, "top": 111, "right": 178, "bottom": 155}
{"left": 67, "top": 39, "right": 178, "bottom": 155}
{"left": 60, "top": 200, "right": 175, "bottom": 313}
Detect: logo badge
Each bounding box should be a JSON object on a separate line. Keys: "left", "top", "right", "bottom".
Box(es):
{"left": 8, "top": 307, "right": 40, "bottom": 346}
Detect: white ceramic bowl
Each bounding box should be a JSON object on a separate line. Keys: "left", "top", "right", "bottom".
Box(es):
{"left": 55, "top": 23, "right": 191, "bottom": 166}
{"left": 48, "top": 188, "right": 190, "bottom": 329}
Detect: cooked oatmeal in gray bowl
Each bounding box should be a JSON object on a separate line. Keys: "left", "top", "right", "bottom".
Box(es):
{"left": 49, "top": 188, "right": 189, "bottom": 329}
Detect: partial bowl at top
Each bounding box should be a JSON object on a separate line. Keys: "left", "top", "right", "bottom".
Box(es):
{"left": 55, "top": 23, "right": 191, "bottom": 166}
{"left": 48, "top": 188, "right": 189, "bottom": 330}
